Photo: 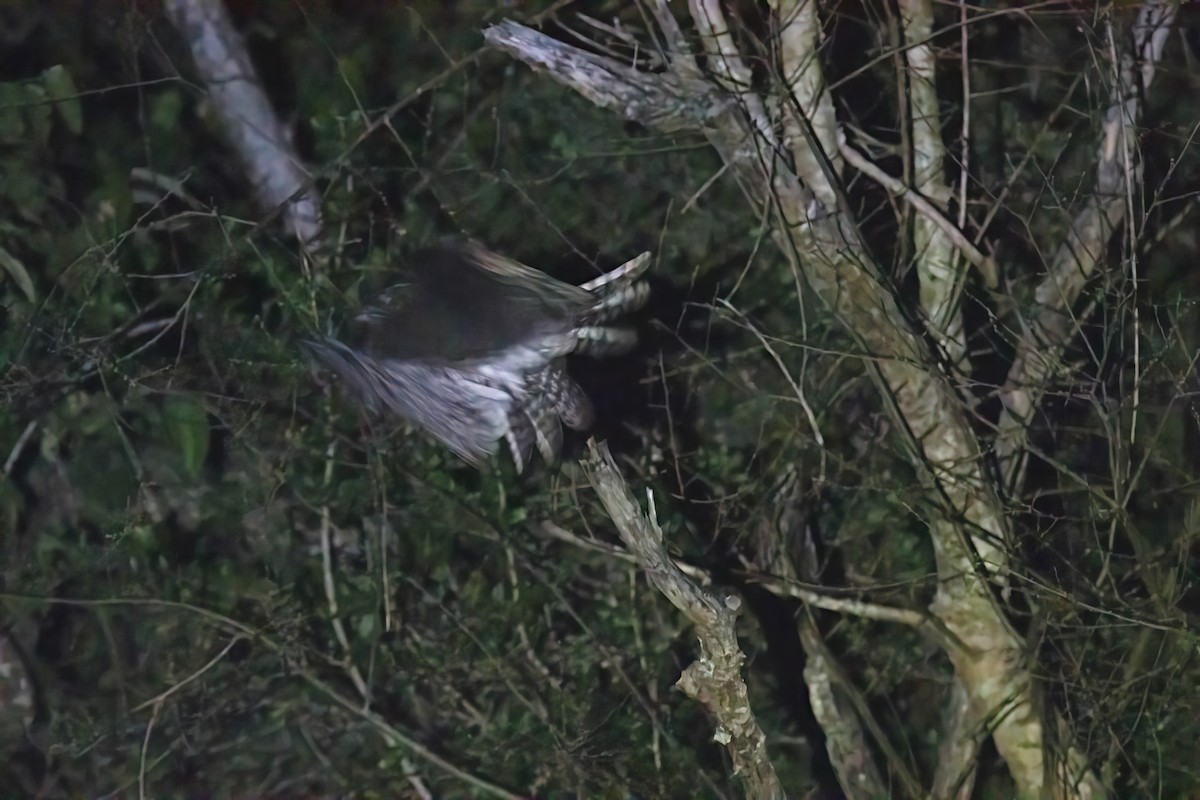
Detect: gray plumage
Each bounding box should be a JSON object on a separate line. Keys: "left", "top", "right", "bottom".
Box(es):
{"left": 306, "top": 241, "right": 651, "bottom": 471}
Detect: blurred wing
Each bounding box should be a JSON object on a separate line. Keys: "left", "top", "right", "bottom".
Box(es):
{"left": 359, "top": 242, "right": 591, "bottom": 363}
{"left": 309, "top": 246, "right": 651, "bottom": 471}
{"left": 305, "top": 336, "right": 514, "bottom": 465}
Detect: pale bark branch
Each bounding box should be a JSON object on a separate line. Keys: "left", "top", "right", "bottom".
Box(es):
{"left": 839, "top": 141, "right": 992, "bottom": 279}
{"left": 688, "top": 0, "right": 780, "bottom": 153}
{"left": 483, "top": 18, "right": 723, "bottom": 135}
{"left": 931, "top": 678, "right": 982, "bottom": 799}
{"left": 581, "top": 440, "right": 784, "bottom": 800}
{"left": 541, "top": 519, "right": 934, "bottom": 629}
{"left": 996, "top": 0, "right": 1179, "bottom": 490}
{"left": 484, "top": 16, "right": 808, "bottom": 227}
{"left": 899, "top": 0, "right": 968, "bottom": 367}
{"left": 747, "top": 470, "right": 891, "bottom": 799}
{"left": 768, "top": 0, "right": 843, "bottom": 209}
{"left": 898, "top": 0, "right": 983, "bottom": 787}
{"left": 750, "top": 574, "right": 926, "bottom": 628}
{"left": 164, "top": 0, "right": 323, "bottom": 248}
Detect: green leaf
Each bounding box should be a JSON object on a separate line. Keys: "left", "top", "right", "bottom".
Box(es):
{"left": 0, "top": 245, "right": 35, "bottom": 302}
{"left": 0, "top": 482, "right": 23, "bottom": 538}
{"left": 22, "top": 83, "right": 51, "bottom": 146}
{"left": 0, "top": 83, "right": 26, "bottom": 142}
{"left": 150, "top": 90, "right": 183, "bottom": 134}
{"left": 163, "top": 397, "right": 210, "bottom": 478}
{"left": 43, "top": 65, "right": 82, "bottom": 135}
{"left": 76, "top": 395, "right": 117, "bottom": 436}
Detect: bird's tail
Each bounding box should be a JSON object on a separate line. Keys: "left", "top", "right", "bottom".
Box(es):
{"left": 573, "top": 251, "right": 651, "bottom": 355}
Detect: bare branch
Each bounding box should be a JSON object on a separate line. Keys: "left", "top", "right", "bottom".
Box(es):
{"left": 484, "top": 19, "right": 723, "bottom": 135}
{"left": 688, "top": 0, "right": 779, "bottom": 152}
{"left": 840, "top": 141, "right": 993, "bottom": 281}
{"left": 931, "top": 678, "right": 982, "bottom": 799}
{"left": 768, "top": 0, "right": 843, "bottom": 208}
{"left": 581, "top": 440, "right": 784, "bottom": 800}
{"left": 899, "top": 0, "right": 967, "bottom": 366}
{"left": 996, "top": 0, "right": 1179, "bottom": 487}
{"left": 164, "top": 0, "right": 323, "bottom": 248}
{"left": 484, "top": 17, "right": 809, "bottom": 230}
{"left": 746, "top": 470, "right": 891, "bottom": 799}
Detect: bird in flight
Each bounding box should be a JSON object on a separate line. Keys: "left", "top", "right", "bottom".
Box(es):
{"left": 306, "top": 241, "right": 651, "bottom": 471}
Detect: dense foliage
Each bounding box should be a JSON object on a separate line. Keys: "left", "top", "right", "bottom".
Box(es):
{"left": 1, "top": 1, "right": 1198, "bottom": 797}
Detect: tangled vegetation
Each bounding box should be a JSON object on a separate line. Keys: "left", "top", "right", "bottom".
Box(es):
{"left": 2, "top": 1, "right": 1198, "bottom": 797}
